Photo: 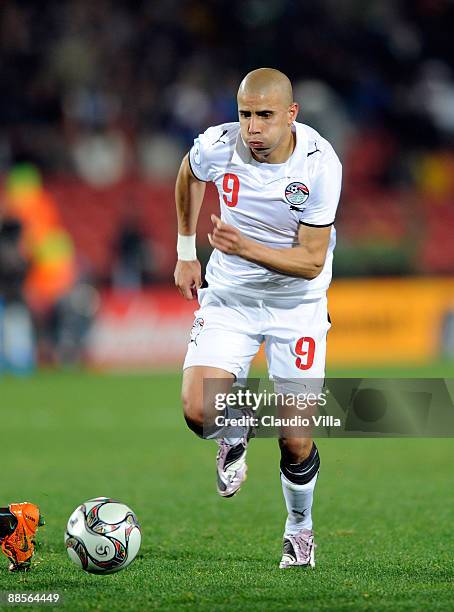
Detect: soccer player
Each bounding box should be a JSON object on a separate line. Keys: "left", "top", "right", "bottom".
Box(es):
{"left": 174, "top": 68, "right": 342, "bottom": 568}
{"left": 0, "top": 502, "right": 44, "bottom": 571}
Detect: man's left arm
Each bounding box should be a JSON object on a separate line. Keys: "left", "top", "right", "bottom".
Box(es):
{"left": 208, "top": 216, "right": 331, "bottom": 280}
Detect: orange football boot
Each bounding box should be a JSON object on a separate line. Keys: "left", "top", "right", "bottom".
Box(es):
{"left": 1, "top": 502, "right": 45, "bottom": 571}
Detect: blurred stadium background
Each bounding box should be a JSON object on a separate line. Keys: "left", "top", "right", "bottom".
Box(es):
{"left": 0, "top": 0, "right": 453, "bottom": 374}
{"left": 1, "top": 3, "right": 454, "bottom": 609}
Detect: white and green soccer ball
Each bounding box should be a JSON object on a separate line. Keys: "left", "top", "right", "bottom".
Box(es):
{"left": 65, "top": 497, "right": 141, "bottom": 574}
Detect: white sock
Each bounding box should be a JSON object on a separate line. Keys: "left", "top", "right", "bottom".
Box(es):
{"left": 205, "top": 405, "right": 248, "bottom": 446}
{"left": 222, "top": 405, "right": 248, "bottom": 446}
{"left": 281, "top": 471, "right": 318, "bottom": 536}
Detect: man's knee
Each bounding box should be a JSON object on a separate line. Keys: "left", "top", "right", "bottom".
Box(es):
{"left": 181, "top": 389, "right": 204, "bottom": 423}
{"left": 181, "top": 366, "right": 235, "bottom": 437}
{"left": 279, "top": 437, "right": 313, "bottom": 463}
{"left": 181, "top": 391, "right": 205, "bottom": 436}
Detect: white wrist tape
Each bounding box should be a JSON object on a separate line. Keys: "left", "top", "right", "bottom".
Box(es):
{"left": 177, "top": 233, "right": 197, "bottom": 261}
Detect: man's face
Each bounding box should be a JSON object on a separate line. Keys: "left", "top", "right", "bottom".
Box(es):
{"left": 237, "top": 89, "right": 298, "bottom": 159}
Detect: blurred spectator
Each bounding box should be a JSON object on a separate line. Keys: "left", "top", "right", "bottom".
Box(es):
{"left": 0, "top": 0, "right": 453, "bottom": 293}
{"left": 48, "top": 279, "right": 100, "bottom": 365}
{"left": 0, "top": 216, "right": 35, "bottom": 374}
{"left": 138, "top": 133, "right": 185, "bottom": 179}
{"left": 1, "top": 163, "right": 99, "bottom": 364}
{"left": 112, "top": 216, "right": 155, "bottom": 290}
{"left": 0, "top": 218, "right": 27, "bottom": 303}
{"left": 413, "top": 60, "right": 454, "bottom": 139}
{"left": 293, "top": 80, "right": 353, "bottom": 155}
{"left": 0, "top": 0, "right": 452, "bottom": 175}
{"left": 71, "top": 129, "right": 128, "bottom": 187}
{"left": 4, "top": 164, "right": 76, "bottom": 313}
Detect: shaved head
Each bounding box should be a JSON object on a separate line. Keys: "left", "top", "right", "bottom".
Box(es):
{"left": 236, "top": 68, "right": 298, "bottom": 163}
{"left": 238, "top": 68, "right": 293, "bottom": 106}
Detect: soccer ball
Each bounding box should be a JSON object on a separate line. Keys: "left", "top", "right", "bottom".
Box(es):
{"left": 65, "top": 497, "right": 141, "bottom": 574}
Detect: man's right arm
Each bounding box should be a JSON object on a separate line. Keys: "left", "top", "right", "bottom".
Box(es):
{"left": 174, "top": 154, "right": 206, "bottom": 300}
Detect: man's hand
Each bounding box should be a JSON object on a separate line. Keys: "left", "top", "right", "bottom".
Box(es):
{"left": 208, "top": 214, "right": 249, "bottom": 256}
{"left": 174, "top": 259, "right": 202, "bottom": 300}
{"left": 207, "top": 213, "right": 331, "bottom": 279}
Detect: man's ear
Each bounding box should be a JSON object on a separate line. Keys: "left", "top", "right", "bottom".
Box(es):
{"left": 289, "top": 102, "right": 299, "bottom": 124}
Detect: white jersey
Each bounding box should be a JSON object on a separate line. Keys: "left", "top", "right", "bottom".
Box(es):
{"left": 189, "top": 120, "right": 342, "bottom": 301}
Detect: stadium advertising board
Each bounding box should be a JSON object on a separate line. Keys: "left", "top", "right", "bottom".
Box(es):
{"left": 86, "top": 279, "right": 454, "bottom": 369}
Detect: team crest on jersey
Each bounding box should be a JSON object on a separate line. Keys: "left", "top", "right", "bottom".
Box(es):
{"left": 285, "top": 182, "right": 309, "bottom": 207}
{"left": 190, "top": 317, "right": 204, "bottom": 345}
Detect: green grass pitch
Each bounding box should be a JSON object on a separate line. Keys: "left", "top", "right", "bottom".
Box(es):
{"left": 1, "top": 364, "right": 453, "bottom": 611}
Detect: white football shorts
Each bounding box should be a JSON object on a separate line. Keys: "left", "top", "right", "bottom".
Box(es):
{"left": 183, "top": 288, "right": 331, "bottom": 386}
